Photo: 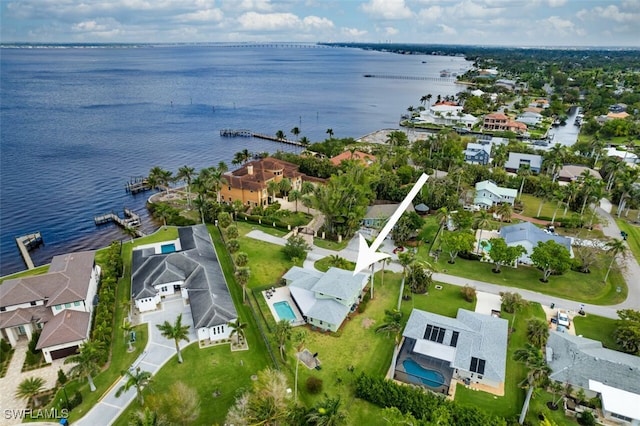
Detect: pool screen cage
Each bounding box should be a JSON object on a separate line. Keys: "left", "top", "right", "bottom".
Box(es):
{"left": 394, "top": 338, "right": 453, "bottom": 395}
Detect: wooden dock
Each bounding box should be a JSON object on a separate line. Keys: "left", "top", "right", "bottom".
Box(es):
{"left": 125, "top": 176, "right": 151, "bottom": 194}
{"left": 220, "top": 129, "right": 303, "bottom": 147}
{"left": 15, "top": 232, "right": 44, "bottom": 270}
{"left": 94, "top": 208, "right": 146, "bottom": 237}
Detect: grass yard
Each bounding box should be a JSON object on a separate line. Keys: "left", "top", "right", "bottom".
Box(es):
{"left": 455, "top": 303, "right": 546, "bottom": 421}
{"left": 573, "top": 314, "right": 623, "bottom": 351}
{"left": 616, "top": 219, "right": 640, "bottom": 264}
{"left": 237, "top": 234, "right": 295, "bottom": 289}
{"left": 421, "top": 243, "right": 627, "bottom": 305}
{"left": 313, "top": 237, "right": 349, "bottom": 251}
{"left": 400, "top": 282, "right": 476, "bottom": 319}
{"left": 235, "top": 220, "right": 289, "bottom": 238}
{"left": 0, "top": 264, "right": 50, "bottom": 282}
{"left": 519, "top": 193, "right": 564, "bottom": 219}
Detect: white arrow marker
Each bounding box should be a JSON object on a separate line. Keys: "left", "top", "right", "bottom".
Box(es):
{"left": 354, "top": 173, "right": 429, "bottom": 275}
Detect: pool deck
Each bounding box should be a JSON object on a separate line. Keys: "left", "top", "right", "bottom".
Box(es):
{"left": 263, "top": 286, "right": 306, "bottom": 326}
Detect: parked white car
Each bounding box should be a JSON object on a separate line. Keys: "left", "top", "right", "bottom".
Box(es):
{"left": 557, "top": 310, "right": 570, "bottom": 328}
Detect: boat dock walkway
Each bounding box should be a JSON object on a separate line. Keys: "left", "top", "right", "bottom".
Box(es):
{"left": 220, "top": 129, "right": 304, "bottom": 147}
{"left": 15, "top": 232, "right": 43, "bottom": 270}
{"left": 94, "top": 208, "right": 146, "bottom": 237}
{"left": 125, "top": 176, "right": 151, "bottom": 194}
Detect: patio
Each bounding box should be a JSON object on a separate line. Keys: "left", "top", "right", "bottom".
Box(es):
{"left": 263, "top": 286, "right": 306, "bottom": 326}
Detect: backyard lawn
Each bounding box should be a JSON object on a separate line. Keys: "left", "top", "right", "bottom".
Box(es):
{"left": 616, "top": 218, "right": 640, "bottom": 264}
{"left": 519, "top": 193, "right": 564, "bottom": 219}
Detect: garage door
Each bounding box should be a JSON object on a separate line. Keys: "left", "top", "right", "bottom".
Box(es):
{"left": 50, "top": 346, "right": 78, "bottom": 360}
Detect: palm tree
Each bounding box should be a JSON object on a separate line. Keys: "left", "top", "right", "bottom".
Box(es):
{"left": 279, "top": 178, "right": 292, "bottom": 197}
{"left": 288, "top": 189, "right": 301, "bottom": 212}
{"left": 275, "top": 130, "right": 286, "bottom": 141}
{"left": 274, "top": 319, "right": 292, "bottom": 362}
{"left": 326, "top": 128, "right": 334, "bottom": 139}
{"left": 306, "top": 396, "right": 348, "bottom": 426}
{"left": 156, "top": 314, "right": 190, "bottom": 364}
{"left": 228, "top": 318, "right": 247, "bottom": 345}
{"left": 267, "top": 180, "right": 280, "bottom": 203}
{"left": 496, "top": 203, "right": 513, "bottom": 223}
{"left": 122, "top": 319, "right": 135, "bottom": 352}
{"left": 375, "top": 310, "right": 403, "bottom": 345}
{"left": 176, "top": 165, "right": 195, "bottom": 208}
{"left": 232, "top": 149, "right": 252, "bottom": 165}
{"left": 473, "top": 210, "right": 491, "bottom": 254}
{"left": 64, "top": 340, "right": 104, "bottom": 392}
{"left": 604, "top": 238, "right": 627, "bottom": 283}
{"left": 217, "top": 161, "right": 228, "bottom": 173}
{"left": 149, "top": 166, "right": 172, "bottom": 195}
{"left": 290, "top": 126, "right": 300, "bottom": 141}
{"left": 562, "top": 181, "right": 580, "bottom": 216}
{"left": 299, "top": 136, "right": 311, "bottom": 149}
{"left": 15, "top": 376, "right": 46, "bottom": 408}
{"left": 526, "top": 317, "right": 550, "bottom": 348}
{"left": 116, "top": 367, "right": 152, "bottom": 406}
{"left": 235, "top": 267, "right": 251, "bottom": 302}
{"left": 514, "top": 343, "right": 551, "bottom": 424}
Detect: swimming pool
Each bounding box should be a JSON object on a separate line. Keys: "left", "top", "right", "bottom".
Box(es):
{"left": 161, "top": 243, "right": 176, "bottom": 254}
{"left": 273, "top": 301, "right": 297, "bottom": 322}
{"left": 402, "top": 358, "right": 445, "bottom": 388}
{"left": 479, "top": 239, "right": 492, "bottom": 252}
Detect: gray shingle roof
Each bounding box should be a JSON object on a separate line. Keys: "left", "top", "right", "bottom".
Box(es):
{"left": 365, "top": 203, "right": 415, "bottom": 219}
{"left": 403, "top": 308, "right": 508, "bottom": 383}
{"left": 546, "top": 331, "right": 640, "bottom": 394}
{"left": 505, "top": 153, "right": 543, "bottom": 171}
{"left": 500, "top": 222, "right": 572, "bottom": 252}
{"left": 35, "top": 310, "right": 90, "bottom": 350}
{"left": 131, "top": 225, "right": 237, "bottom": 328}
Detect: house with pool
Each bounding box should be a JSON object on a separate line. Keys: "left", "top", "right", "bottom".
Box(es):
{"left": 131, "top": 225, "right": 237, "bottom": 345}
{"left": 393, "top": 308, "right": 508, "bottom": 396}
{"left": 281, "top": 266, "right": 369, "bottom": 332}
{"left": 499, "top": 221, "right": 573, "bottom": 265}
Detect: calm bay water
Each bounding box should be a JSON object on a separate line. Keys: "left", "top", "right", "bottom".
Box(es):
{"left": 0, "top": 44, "right": 471, "bottom": 275}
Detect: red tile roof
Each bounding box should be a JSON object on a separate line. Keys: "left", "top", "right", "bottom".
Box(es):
{"left": 329, "top": 150, "right": 376, "bottom": 166}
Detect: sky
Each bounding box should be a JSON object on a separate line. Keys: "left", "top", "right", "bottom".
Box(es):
{"left": 1, "top": 0, "right": 639, "bottom": 47}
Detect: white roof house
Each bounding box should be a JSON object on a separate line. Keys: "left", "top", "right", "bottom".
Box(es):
{"left": 499, "top": 222, "right": 573, "bottom": 265}
{"left": 417, "top": 104, "right": 478, "bottom": 129}
{"left": 547, "top": 331, "right": 640, "bottom": 424}
{"left": 473, "top": 180, "right": 518, "bottom": 209}
{"left": 282, "top": 266, "right": 369, "bottom": 332}
{"left": 516, "top": 111, "right": 543, "bottom": 126}
{"left": 505, "top": 152, "right": 543, "bottom": 174}
{"left": 605, "top": 147, "right": 639, "bottom": 165}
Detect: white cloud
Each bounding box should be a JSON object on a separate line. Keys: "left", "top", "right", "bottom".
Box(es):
{"left": 384, "top": 26, "right": 399, "bottom": 36}
{"left": 222, "top": 0, "right": 272, "bottom": 12}
{"left": 547, "top": 0, "right": 567, "bottom": 7}
{"left": 541, "top": 15, "right": 576, "bottom": 36}
{"left": 361, "top": 0, "right": 413, "bottom": 20}
{"left": 341, "top": 27, "right": 368, "bottom": 38}
{"left": 174, "top": 8, "right": 224, "bottom": 23}
{"left": 71, "top": 17, "right": 123, "bottom": 38}
{"left": 237, "top": 12, "right": 300, "bottom": 30}
{"left": 417, "top": 6, "right": 443, "bottom": 23}
{"left": 446, "top": 1, "right": 504, "bottom": 19}
{"left": 438, "top": 23, "right": 457, "bottom": 35}
{"left": 302, "top": 16, "right": 334, "bottom": 29}
{"left": 594, "top": 5, "right": 637, "bottom": 23}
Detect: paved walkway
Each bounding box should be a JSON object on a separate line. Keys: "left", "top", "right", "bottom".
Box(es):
{"left": 0, "top": 341, "right": 72, "bottom": 426}
{"left": 74, "top": 296, "right": 196, "bottom": 426}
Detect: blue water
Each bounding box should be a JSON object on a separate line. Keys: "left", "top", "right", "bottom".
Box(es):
{"left": 160, "top": 243, "right": 176, "bottom": 254}
{"left": 273, "top": 301, "right": 297, "bottom": 322}
{"left": 402, "top": 358, "right": 445, "bottom": 388}
{"left": 480, "top": 239, "right": 492, "bottom": 252}
{"left": 0, "top": 44, "right": 471, "bottom": 275}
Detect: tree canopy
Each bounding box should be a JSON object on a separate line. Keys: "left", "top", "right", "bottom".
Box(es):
{"left": 530, "top": 240, "right": 572, "bottom": 282}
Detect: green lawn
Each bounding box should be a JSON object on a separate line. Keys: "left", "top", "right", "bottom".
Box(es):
{"left": 0, "top": 264, "right": 50, "bottom": 283}
{"left": 421, "top": 243, "right": 627, "bottom": 305}
{"left": 235, "top": 220, "right": 289, "bottom": 238}
{"left": 400, "top": 282, "right": 476, "bottom": 318}
{"left": 519, "top": 193, "right": 565, "bottom": 219}
{"left": 616, "top": 219, "right": 640, "bottom": 265}
{"left": 313, "top": 237, "right": 349, "bottom": 251}
{"left": 573, "top": 314, "right": 622, "bottom": 351}
{"left": 237, "top": 234, "right": 295, "bottom": 289}
{"left": 455, "top": 303, "right": 546, "bottom": 421}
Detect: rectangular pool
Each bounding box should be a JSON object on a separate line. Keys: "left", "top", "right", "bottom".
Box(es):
{"left": 273, "top": 301, "right": 297, "bottom": 322}
{"left": 161, "top": 243, "right": 176, "bottom": 254}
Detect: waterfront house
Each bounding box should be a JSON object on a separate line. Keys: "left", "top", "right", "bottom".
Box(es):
{"left": 417, "top": 104, "right": 478, "bottom": 129}
{"left": 473, "top": 180, "right": 517, "bottom": 209}
{"left": 394, "top": 308, "right": 508, "bottom": 395}
{"left": 483, "top": 112, "right": 528, "bottom": 134}
{"left": 557, "top": 165, "right": 602, "bottom": 184}
{"left": 504, "top": 152, "right": 543, "bottom": 174}
{"left": 131, "top": 225, "right": 237, "bottom": 345}
{"left": 329, "top": 150, "right": 376, "bottom": 167}
{"left": 516, "top": 111, "right": 543, "bottom": 126}
{"left": 220, "top": 157, "right": 309, "bottom": 207}
{"left": 546, "top": 331, "right": 640, "bottom": 425}
{"left": 499, "top": 222, "right": 573, "bottom": 265}
{"left": 0, "top": 251, "right": 100, "bottom": 363}
{"left": 281, "top": 266, "right": 368, "bottom": 332}
{"left": 464, "top": 143, "right": 492, "bottom": 165}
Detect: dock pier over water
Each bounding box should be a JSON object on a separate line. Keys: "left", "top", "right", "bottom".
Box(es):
{"left": 220, "top": 129, "right": 304, "bottom": 147}
{"left": 94, "top": 208, "right": 146, "bottom": 237}
{"left": 15, "top": 232, "right": 44, "bottom": 270}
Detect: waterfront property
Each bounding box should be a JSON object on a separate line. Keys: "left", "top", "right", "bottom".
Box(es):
{"left": 417, "top": 103, "right": 478, "bottom": 129}
{"left": 499, "top": 222, "right": 573, "bottom": 265}
{"left": 281, "top": 266, "right": 369, "bottom": 332}
{"left": 394, "top": 308, "right": 508, "bottom": 396}
{"left": 0, "top": 251, "right": 100, "bottom": 363}
{"left": 557, "top": 165, "right": 602, "bottom": 184}
{"left": 483, "top": 112, "right": 528, "bottom": 134}
{"left": 131, "top": 224, "right": 238, "bottom": 345}
{"left": 219, "top": 157, "right": 323, "bottom": 208}
{"left": 546, "top": 331, "right": 640, "bottom": 425}
{"left": 329, "top": 150, "right": 376, "bottom": 167}
{"left": 473, "top": 180, "right": 518, "bottom": 209}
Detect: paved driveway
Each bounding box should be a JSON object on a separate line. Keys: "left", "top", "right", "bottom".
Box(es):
{"left": 75, "top": 296, "right": 196, "bottom": 426}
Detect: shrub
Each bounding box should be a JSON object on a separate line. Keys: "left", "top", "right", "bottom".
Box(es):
{"left": 306, "top": 376, "right": 323, "bottom": 394}
{"left": 67, "top": 391, "right": 83, "bottom": 411}
{"left": 460, "top": 285, "right": 477, "bottom": 303}
{"left": 28, "top": 331, "right": 41, "bottom": 354}
{"left": 57, "top": 368, "right": 68, "bottom": 386}
{"left": 282, "top": 235, "right": 310, "bottom": 261}
{"left": 1, "top": 339, "right": 12, "bottom": 354}
{"left": 578, "top": 411, "right": 596, "bottom": 426}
